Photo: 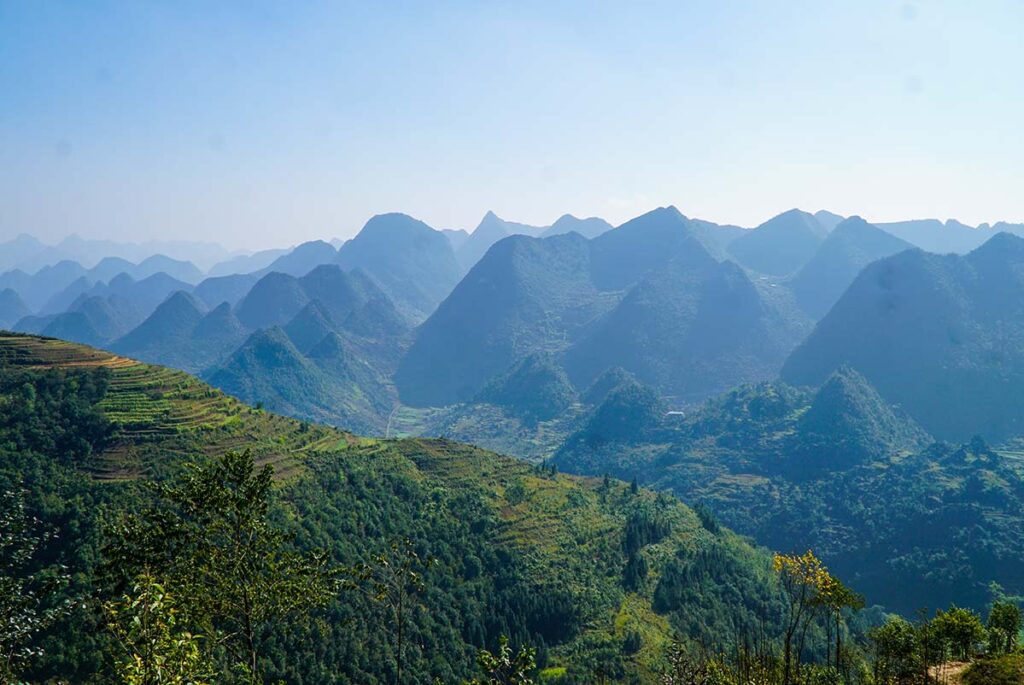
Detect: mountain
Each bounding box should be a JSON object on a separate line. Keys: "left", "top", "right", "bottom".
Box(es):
{"left": 554, "top": 373, "right": 1024, "bottom": 613}
{"left": 133, "top": 254, "right": 204, "bottom": 283}
{"left": 112, "top": 291, "right": 208, "bottom": 362}
{"left": 95, "top": 272, "right": 195, "bottom": 319}
{"left": 398, "top": 206, "right": 810, "bottom": 408}
{"left": 87, "top": 256, "right": 136, "bottom": 282}
{"left": 541, "top": 214, "right": 613, "bottom": 239}
{"left": 0, "top": 332, "right": 806, "bottom": 684}
{"left": 565, "top": 253, "right": 808, "bottom": 402}
{"left": 283, "top": 300, "right": 338, "bottom": 353}
{"left": 790, "top": 216, "right": 914, "bottom": 319}
{"left": 727, "top": 209, "right": 829, "bottom": 276}
{"left": 208, "top": 247, "right": 290, "bottom": 276}
{"left": 39, "top": 311, "right": 107, "bottom": 347}
{"left": 105, "top": 289, "right": 245, "bottom": 374}
{"left": 455, "top": 211, "right": 547, "bottom": 271}
{"left": 876, "top": 218, "right": 989, "bottom": 254}
{"left": 813, "top": 210, "right": 846, "bottom": 232}
{"left": 205, "top": 326, "right": 392, "bottom": 434}
{"left": 335, "top": 213, "right": 461, "bottom": 320}
{"left": 783, "top": 232, "right": 1024, "bottom": 442}
{"left": 440, "top": 228, "right": 469, "bottom": 250}
{"left": 260, "top": 240, "right": 337, "bottom": 277}
{"left": 784, "top": 367, "right": 931, "bottom": 477}
{"left": 40, "top": 276, "right": 97, "bottom": 315}
{"left": 0, "top": 234, "right": 47, "bottom": 272}
{"left": 0, "top": 288, "right": 29, "bottom": 328}
{"left": 474, "top": 353, "right": 578, "bottom": 425}
{"left": 2, "top": 260, "right": 88, "bottom": 310}
{"left": 396, "top": 231, "right": 607, "bottom": 406}
{"left": 235, "top": 271, "right": 310, "bottom": 329}
{"left": 193, "top": 272, "right": 260, "bottom": 308}
{"left": 588, "top": 206, "right": 719, "bottom": 289}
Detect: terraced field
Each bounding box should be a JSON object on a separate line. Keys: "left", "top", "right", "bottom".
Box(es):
{"left": 0, "top": 333, "right": 354, "bottom": 479}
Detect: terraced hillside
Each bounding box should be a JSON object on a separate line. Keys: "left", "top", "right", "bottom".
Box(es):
{"left": 1, "top": 333, "right": 828, "bottom": 684}
{"left": 0, "top": 332, "right": 350, "bottom": 479}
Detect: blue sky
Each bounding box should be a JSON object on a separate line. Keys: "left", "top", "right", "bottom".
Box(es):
{"left": 1, "top": 1, "right": 1022, "bottom": 249}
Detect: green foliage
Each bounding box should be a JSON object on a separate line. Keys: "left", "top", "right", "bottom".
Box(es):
{"left": 474, "top": 354, "right": 578, "bottom": 426}
{"left": 104, "top": 449, "right": 337, "bottom": 682}
{"left": 988, "top": 602, "right": 1022, "bottom": 654}
{"left": 868, "top": 616, "right": 918, "bottom": 684}
{"left": 932, "top": 606, "right": 986, "bottom": 661}
{"left": 104, "top": 573, "right": 213, "bottom": 684}
{"left": 556, "top": 374, "right": 1024, "bottom": 614}
{"left": 0, "top": 488, "right": 73, "bottom": 681}
{"left": 963, "top": 654, "right": 1024, "bottom": 685}
{"left": 470, "top": 635, "right": 537, "bottom": 685}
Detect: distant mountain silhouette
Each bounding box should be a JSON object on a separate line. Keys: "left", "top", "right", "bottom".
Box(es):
{"left": 235, "top": 272, "right": 310, "bottom": 330}
{"left": 336, "top": 213, "right": 461, "bottom": 320}
{"left": 193, "top": 273, "right": 260, "bottom": 308}
{"left": 727, "top": 209, "right": 828, "bottom": 276}
{"left": 875, "top": 219, "right": 989, "bottom": 254}
{"left": 0, "top": 289, "right": 29, "bottom": 329}
{"left": 540, "top": 214, "right": 613, "bottom": 239}
{"left": 208, "top": 247, "right": 289, "bottom": 277}
{"left": 565, "top": 253, "right": 808, "bottom": 402}
{"left": 455, "top": 211, "right": 547, "bottom": 271}
{"left": 790, "top": 216, "right": 914, "bottom": 318}
{"left": 783, "top": 232, "right": 1024, "bottom": 441}
{"left": 395, "top": 232, "right": 604, "bottom": 406}
{"left": 260, "top": 240, "right": 338, "bottom": 277}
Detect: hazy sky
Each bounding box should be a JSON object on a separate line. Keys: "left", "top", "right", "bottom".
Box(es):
{"left": 2, "top": 1, "right": 1023, "bottom": 249}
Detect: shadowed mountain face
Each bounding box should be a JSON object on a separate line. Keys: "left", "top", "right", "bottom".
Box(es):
{"left": 336, "top": 212, "right": 462, "bottom": 321}
{"left": 398, "top": 206, "right": 810, "bottom": 408}
{"left": 551, "top": 373, "right": 1024, "bottom": 612}
{"left": 193, "top": 272, "right": 260, "bottom": 308}
{"left": 0, "top": 288, "right": 29, "bottom": 328}
{"left": 235, "top": 271, "right": 309, "bottom": 330}
{"left": 791, "top": 216, "right": 914, "bottom": 319}
{"left": 260, "top": 240, "right": 338, "bottom": 277}
{"left": 395, "top": 231, "right": 604, "bottom": 406}
{"left": 565, "top": 255, "right": 805, "bottom": 402}
{"left": 540, "top": 214, "right": 613, "bottom": 239}
{"left": 727, "top": 209, "right": 828, "bottom": 276}
{"left": 783, "top": 232, "right": 1024, "bottom": 442}
{"left": 455, "top": 211, "right": 547, "bottom": 272}
{"left": 204, "top": 325, "right": 395, "bottom": 434}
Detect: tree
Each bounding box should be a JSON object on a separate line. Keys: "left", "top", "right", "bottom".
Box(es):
{"left": 470, "top": 635, "right": 536, "bottom": 685}
{"left": 987, "top": 602, "right": 1021, "bottom": 654}
{"left": 817, "top": 576, "right": 864, "bottom": 674}
{"left": 105, "top": 573, "right": 213, "bottom": 685}
{"left": 105, "top": 450, "right": 336, "bottom": 683}
{"left": 346, "top": 538, "right": 434, "bottom": 685}
{"left": 773, "top": 550, "right": 835, "bottom": 684}
{"left": 933, "top": 606, "right": 986, "bottom": 661}
{"left": 0, "top": 488, "right": 72, "bottom": 681}
{"left": 869, "top": 616, "right": 918, "bottom": 685}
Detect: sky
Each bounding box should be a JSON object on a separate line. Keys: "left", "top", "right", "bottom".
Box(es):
{"left": 1, "top": 1, "right": 1023, "bottom": 250}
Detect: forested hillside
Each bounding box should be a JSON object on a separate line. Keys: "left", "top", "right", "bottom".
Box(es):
{"left": 0, "top": 333, "right": 819, "bottom": 684}
{"left": 555, "top": 369, "right": 1024, "bottom": 614}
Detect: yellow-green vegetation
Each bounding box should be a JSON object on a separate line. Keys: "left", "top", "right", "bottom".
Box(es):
{"left": 0, "top": 333, "right": 800, "bottom": 683}
{"left": 0, "top": 332, "right": 352, "bottom": 480}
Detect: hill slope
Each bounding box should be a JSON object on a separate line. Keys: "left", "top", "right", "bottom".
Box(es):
{"left": 554, "top": 372, "right": 1024, "bottom": 613}
{"left": 791, "top": 217, "right": 914, "bottom": 319}
{"left": 783, "top": 232, "right": 1024, "bottom": 442}
{"left": 727, "top": 209, "right": 827, "bottom": 276}
{"left": 0, "top": 332, "right": 799, "bottom": 683}
{"left": 336, "top": 213, "right": 462, "bottom": 321}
